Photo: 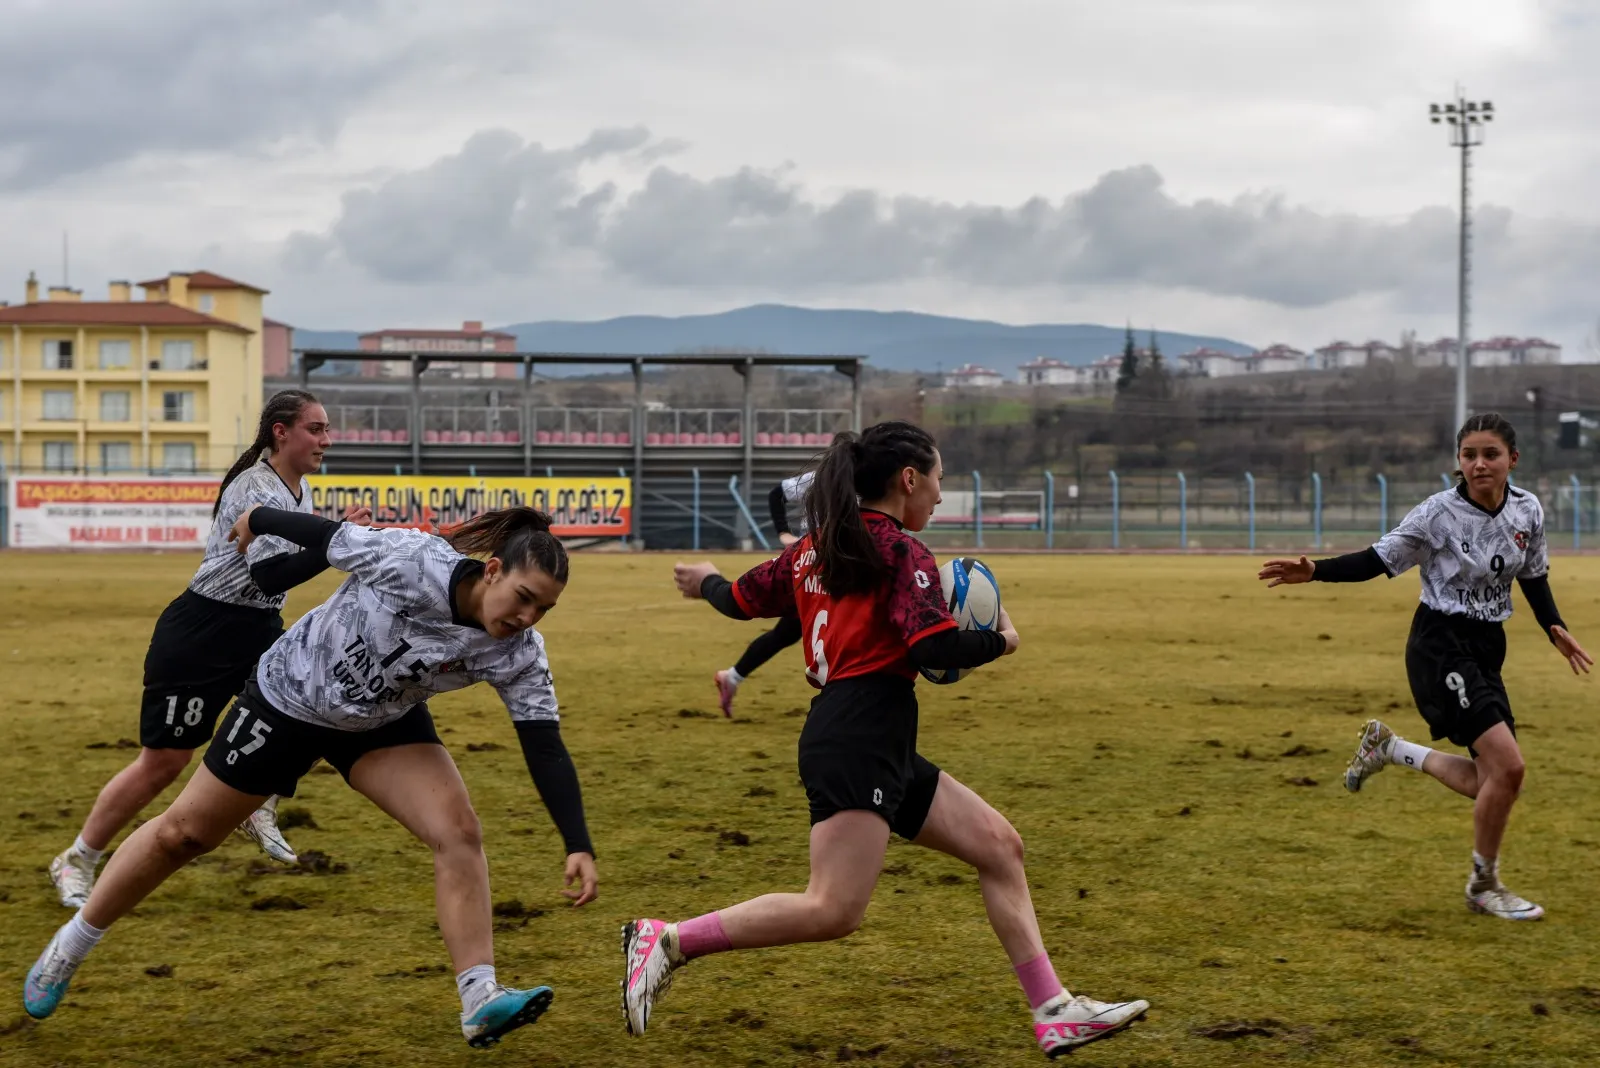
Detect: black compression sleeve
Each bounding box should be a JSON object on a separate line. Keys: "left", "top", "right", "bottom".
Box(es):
{"left": 249, "top": 549, "right": 332, "bottom": 597}
{"left": 247, "top": 508, "right": 339, "bottom": 552}
{"left": 1310, "top": 547, "right": 1388, "bottom": 583}
{"left": 1516, "top": 575, "right": 1566, "bottom": 640}
{"left": 908, "top": 628, "right": 1007, "bottom": 671}
{"left": 700, "top": 574, "right": 752, "bottom": 620}
{"left": 513, "top": 721, "right": 595, "bottom": 857}
{"left": 768, "top": 484, "right": 793, "bottom": 535}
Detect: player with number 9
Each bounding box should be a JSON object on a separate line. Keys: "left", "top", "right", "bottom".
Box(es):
{"left": 631, "top": 421, "right": 1150, "bottom": 1059}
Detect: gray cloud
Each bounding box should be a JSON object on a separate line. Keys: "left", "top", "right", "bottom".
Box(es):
{"left": 287, "top": 129, "right": 1600, "bottom": 324}
{"left": 0, "top": 1, "right": 422, "bottom": 188}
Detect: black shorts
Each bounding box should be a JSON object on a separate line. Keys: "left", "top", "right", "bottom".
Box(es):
{"left": 202, "top": 680, "right": 442, "bottom": 798}
{"left": 1404, "top": 605, "right": 1514, "bottom": 754}
{"left": 798, "top": 673, "right": 942, "bottom": 839}
{"left": 140, "top": 590, "right": 284, "bottom": 750}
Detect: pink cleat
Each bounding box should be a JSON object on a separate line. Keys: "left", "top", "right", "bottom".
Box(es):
{"left": 621, "top": 918, "right": 684, "bottom": 1036}
{"left": 713, "top": 671, "right": 739, "bottom": 718}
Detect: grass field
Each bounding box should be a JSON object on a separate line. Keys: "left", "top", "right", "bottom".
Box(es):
{"left": 1, "top": 552, "right": 1598, "bottom": 1068}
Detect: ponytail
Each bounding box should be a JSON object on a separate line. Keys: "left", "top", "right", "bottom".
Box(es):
{"left": 214, "top": 389, "right": 319, "bottom": 517}
{"left": 450, "top": 506, "right": 569, "bottom": 582}
{"left": 804, "top": 420, "right": 938, "bottom": 597}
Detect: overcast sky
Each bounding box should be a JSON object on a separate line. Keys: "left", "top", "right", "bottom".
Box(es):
{"left": 2, "top": 0, "right": 1596, "bottom": 355}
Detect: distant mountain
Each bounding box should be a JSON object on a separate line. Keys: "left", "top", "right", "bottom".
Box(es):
{"left": 293, "top": 305, "right": 1254, "bottom": 377}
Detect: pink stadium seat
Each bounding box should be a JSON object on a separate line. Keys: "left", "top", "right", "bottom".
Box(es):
{"left": 583, "top": 431, "right": 599, "bottom": 444}
{"left": 472, "top": 431, "right": 488, "bottom": 444}
{"left": 786, "top": 433, "right": 804, "bottom": 446}
{"left": 600, "top": 431, "right": 616, "bottom": 445}
{"left": 694, "top": 432, "right": 709, "bottom": 445}
{"left": 327, "top": 428, "right": 342, "bottom": 442}
{"left": 617, "top": 432, "right": 630, "bottom": 446}
{"left": 804, "top": 432, "right": 823, "bottom": 446}
{"left": 551, "top": 431, "right": 567, "bottom": 444}
{"left": 646, "top": 432, "right": 661, "bottom": 446}
{"left": 756, "top": 432, "right": 771, "bottom": 446}
{"left": 394, "top": 430, "right": 410, "bottom": 444}
{"left": 490, "top": 430, "right": 506, "bottom": 444}
{"left": 378, "top": 430, "right": 395, "bottom": 443}
{"left": 536, "top": 431, "right": 551, "bottom": 445}
{"left": 505, "top": 431, "right": 521, "bottom": 444}
{"left": 710, "top": 432, "right": 726, "bottom": 445}
{"left": 359, "top": 428, "right": 376, "bottom": 443}
{"left": 424, "top": 430, "right": 440, "bottom": 444}
{"left": 727, "top": 432, "right": 740, "bottom": 446}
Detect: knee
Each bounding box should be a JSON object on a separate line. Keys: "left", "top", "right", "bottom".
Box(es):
{"left": 974, "top": 812, "right": 1026, "bottom": 874}
{"left": 152, "top": 815, "right": 218, "bottom": 864}
{"left": 810, "top": 896, "right": 869, "bottom": 941}
{"left": 1499, "top": 759, "right": 1526, "bottom": 795}
{"left": 139, "top": 747, "right": 193, "bottom": 786}
{"left": 431, "top": 807, "right": 483, "bottom": 856}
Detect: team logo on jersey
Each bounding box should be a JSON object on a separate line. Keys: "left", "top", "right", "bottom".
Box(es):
{"left": 1514, "top": 531, "right": 1529, "bottom": 550}
{"left": 913, "top": 570, "right": 930, "bottom": 589}
{"left": 437, "top": 659, "right": 465, "bottom": 674}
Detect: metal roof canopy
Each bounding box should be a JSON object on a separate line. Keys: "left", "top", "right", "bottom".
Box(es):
{"left": 293, "top": 348, "right": 866, "bottom": 547}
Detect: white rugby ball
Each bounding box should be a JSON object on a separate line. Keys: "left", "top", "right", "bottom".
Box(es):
{"left": 919, "top": 557, "right": 1001, "bottom": 685}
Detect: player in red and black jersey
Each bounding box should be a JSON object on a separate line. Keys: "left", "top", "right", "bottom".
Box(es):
{"left": 621, "top": 421, "right": 1149, "bottom": 1059}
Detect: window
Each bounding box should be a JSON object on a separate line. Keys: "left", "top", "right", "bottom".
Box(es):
{"left": 161, "top": 442, "right": 195, "bottom": 472}
{"left": 100, "top": 441, "right": 132, "bottom": 471}
{"left": 160, "top": 340, "right": 195, "bottom": 370}
{"left": 42, "top": 339, "right": 74, "bottom": 370}
{"left": 197, "top": 294, "right": 214, "bottom": 313}
{"left": 162, "top": 391, "right": 195, "bottom": 422}
{"left": 100, "top": 391, "right": 131, "bottom": 422}
{"left": 42, "top": 390, "right": 75, "bottom": 420}
{"left": 43, "top": 441, "right": 76, "bottom": 472}
{"left": 99, "top": 339, "right": 132, "bottom": 369}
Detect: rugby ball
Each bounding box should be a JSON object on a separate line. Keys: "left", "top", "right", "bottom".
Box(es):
{"left": 919, "top": 557, "right": 1001, "bottom": 685}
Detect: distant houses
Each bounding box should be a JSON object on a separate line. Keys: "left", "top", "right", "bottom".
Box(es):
{"left": 942, "top": 336, "right": 1565, "bottom": 390}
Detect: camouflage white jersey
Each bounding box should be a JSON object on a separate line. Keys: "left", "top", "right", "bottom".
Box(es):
{"left": 1373, "top": 483, "right": 1549, "bottom": 624}
{"left": 188, "top": 457, "right": 313, "bottom": 610}
{"left": 255, "top": 524, "right": 558, "bottom": 731}
{"left": 779, "top": 471, "right": 814, "bottom": 536}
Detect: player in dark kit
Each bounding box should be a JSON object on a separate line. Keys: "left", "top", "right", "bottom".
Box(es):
{"left": 48, "top": 389, "right": 370, "bottom": 909}
{"left": 1260, "top": 413, "right": 1591, "bottom": 920}
{"left": 712, "top": 470, "right": 811, "bottom": 715}
{"left": 624, "top": 421, "right": 1149, "bottom": 1059}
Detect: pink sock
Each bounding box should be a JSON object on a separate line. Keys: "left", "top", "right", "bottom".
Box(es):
{"left": 1014, "top": 952, "right": 1063, "bottom": 1010}
{"left": 675, "top": 912, "right": 732, "bottom": 960}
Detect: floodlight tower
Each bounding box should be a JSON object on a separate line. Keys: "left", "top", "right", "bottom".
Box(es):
{"left": 1429, "top": 92, "right": 1493, "bottom": 432}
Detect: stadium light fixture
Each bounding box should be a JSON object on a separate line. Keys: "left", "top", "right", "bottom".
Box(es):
{"left": 1427, "top": 89, "right": 1493, "bottom": 431}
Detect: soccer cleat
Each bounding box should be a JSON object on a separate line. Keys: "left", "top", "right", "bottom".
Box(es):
{"left": 23, "top": 929, "right": 82, "bottom": 1020}
{"left": 48, "top": 849, "right": 97, "bottom": 910}
{"left": 461, "top": 984, "right": 554, "bottom": 1047}
{"left": 239, "top": 805, "right": 297, "bottom": 864}
{"left": 1344, "top": 719, "right": 1395, "bottom": 793}
{"left": 621, "top": 918, "right": 684, "bottom": 1036}
{"left": 1466, "top": 883, "right": 1544, "bottom": 921}
{"left": 713, "top": 671, "right": 739, "bottom": 718}
{"left": 1033, "top": 993, "right": 1149, "bottom": 1057}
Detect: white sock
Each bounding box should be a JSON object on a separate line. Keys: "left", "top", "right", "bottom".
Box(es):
{"left": 457, "top": 964, "right": 498, "bottom": 1016}
{"left": 72, "top": 835, "right": 105, "bottom": 867}
{"left": 725, "top": 667, "right": 745, "bottom": 686}
{"left": 1389, "top": 738, "right": 1433, "bottom": 772}
{"left": 58, "top": 913, "right": 107, "bottom": 964}
{"left": 1471, "top": 852, "right": 1499, "bottom": 889}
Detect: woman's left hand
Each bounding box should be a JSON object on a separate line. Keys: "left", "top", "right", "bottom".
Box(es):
{"left": 1550, "top": 625, "right": 1594, "bottom": 676}
{"left": 229, "top": 504, "right": 259, "bottom": 555}
{"left": 561, "top": 852, "right": 598, "bottom": 907}
{"left": 673, "top": 561, "right": 721, "bottom": 599}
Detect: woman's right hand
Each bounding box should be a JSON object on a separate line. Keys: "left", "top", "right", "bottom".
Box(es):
{"left": 1258, "top": 556, "right": 1315, "bottom": 587}
{"left": 229, "top": 504, "right": 259, "bottom": 556}
{"left": 673, "top": 561, "right": 722, "bottom": 599}
{"left": 996, "top": 605, "right": 1020, "bottom": 655}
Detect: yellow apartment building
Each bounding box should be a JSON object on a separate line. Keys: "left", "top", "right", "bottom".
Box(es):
{"left": 0, "top": 270, "right": 265, "bottom": 474}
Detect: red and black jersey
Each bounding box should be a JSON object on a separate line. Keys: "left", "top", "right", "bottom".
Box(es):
{"left": 731, "top": 511, "right": 956, "bottom": 687}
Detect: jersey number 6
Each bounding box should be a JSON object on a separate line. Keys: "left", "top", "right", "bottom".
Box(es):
{"left": 806, "top": 610, "right": 830, "bottom": 688}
